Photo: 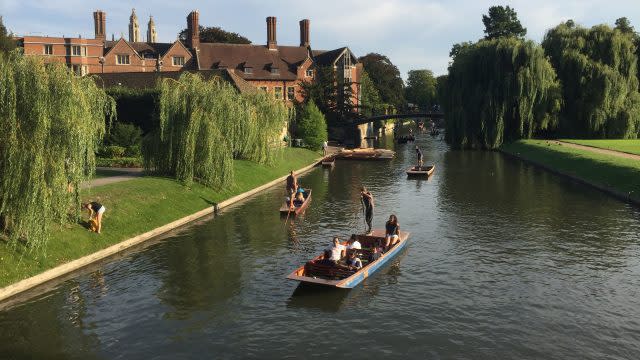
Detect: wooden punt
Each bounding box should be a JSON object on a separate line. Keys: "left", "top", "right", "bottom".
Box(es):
{"left": 336, "top": 148, "right": 395, "bottom": 161}
{"left": 286, "top": 229, "right": 410, "bottom": 288}
{"left": 279, "top": 189, "right": 312, "bottom": 216}
{"left": 321, "top": 156, "right": 335, "bottom": 167}
{"left": 406, "top": 164, "right": 435, "bottom": 177}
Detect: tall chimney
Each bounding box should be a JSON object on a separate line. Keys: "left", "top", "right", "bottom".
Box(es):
{"left": 299, "top": 19, "right": 310, "bottom": 47}
{"left": 93, "top": 10, "right": 106, "bottom": 41}
{"left": 187, "top": 10, "right": 200, "bottom": 49}
{"left": 266, "top": 16, "right": 277, "bottom": 50}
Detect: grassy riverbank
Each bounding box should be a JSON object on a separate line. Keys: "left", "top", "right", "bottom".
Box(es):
{"left": 0, "top": 148, "right": 319, "bottom": 288}
{"left": 560, "top": 139, "right": 640, "bottom": 156}
{"left": 501, "top": 140, "right": 640, "bottom": 202}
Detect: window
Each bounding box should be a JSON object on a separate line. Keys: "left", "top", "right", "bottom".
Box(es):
{"left": 244, "top": 67, "right": 253, "bottom": 74}
{"left": 259, "top": 86, "right": 268, "bottom": 91}
{"left": 71, "top": 45, "right": 81, "bottom": 56}
{"left": 274, "top": 86, "right": 283, "bottom": 100}
{"left": 116, "top": 54, "right": 130, "bottom": 65}
{"left": 43, "top": 44, "right": 53, "bottom": 55}
{"left": 305, "top": 69, "right": 313, "bottom": 77}
{"left": 173, "top": 56, "right": 185, "bottom": 66}
{"left": 270, "top": 67, "right": 279, "bottom": 75}
{"left": 70, "top": 65, "right": 88, "bottom": 76}
{"left": 82, "top": 46, "right": 87, "bottom": 57}
{"left": 287, "top": 86, "right": 295, "bottom": 101}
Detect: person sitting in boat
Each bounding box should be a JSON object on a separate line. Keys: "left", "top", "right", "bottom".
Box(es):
{"left": 292, "top": 190, "right": 305, "bottom": 207}
{"left": 384, "top": 215, "right": 400, "bottom": 252}
{"left": 327, "top": 237, "right": 346, "bottom": 261}
{"left": 318, "top": 250, "right": 337, "bottom": 266}
{"left": 346, "top": 251, "right": 363, "bottom": 270}
{"left": 368, "top": 246, "right": 382, "bottom": 262}
{"left": 346, "top": 234, "right": 361, "bottom": 254}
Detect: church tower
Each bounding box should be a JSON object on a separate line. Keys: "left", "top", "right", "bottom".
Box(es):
{"left": 147, "top": 16, "right": 157, "bottom": 43}
{"left": 129, "top": 8, "right": 141, "bottom": 42}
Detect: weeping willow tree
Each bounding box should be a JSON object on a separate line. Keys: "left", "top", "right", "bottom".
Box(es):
{"left": 143, "top": 72, "right": 289, "bottom": 189}
{"left": 442, "top": 37, "right": 561, "bottom": 149}
{"left": 0, "top": 51, "right": 114, "bottom": 249}
{"left": 542, "top": 22, "right": 640, "bottom": 138}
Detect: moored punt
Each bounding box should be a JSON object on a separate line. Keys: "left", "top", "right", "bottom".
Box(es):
{"left": 336, "top": 148, "right": 395, "bottom": 161}
{"left": 286, "top": 229, "right": 410, "bottom": 288}
{"left": 279, "top": 189, "right": 312, "bottom": 216}
{"left": 321, "top": 156, "right": 335, "bottom": 167}
{"left": 406, "top": 164, "right": 435, "bottom": 177}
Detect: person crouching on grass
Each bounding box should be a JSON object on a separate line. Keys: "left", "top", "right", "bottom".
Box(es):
{"left": 83, "top": 202, "right": 106, "bottom": 234}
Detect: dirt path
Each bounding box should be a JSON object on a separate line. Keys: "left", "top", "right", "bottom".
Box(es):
{"left": 554, "top": 141, "right": 640, "bottom": 161}
{"left": 82, "top": 167, "right": 144, "bottom": 189}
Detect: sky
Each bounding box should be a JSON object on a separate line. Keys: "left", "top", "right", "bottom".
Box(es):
{"left": 2, "top": 0, "right": 639, "bottom": 79}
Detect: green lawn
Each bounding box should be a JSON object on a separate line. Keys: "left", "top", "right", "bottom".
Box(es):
{"left": 561, "top": 139, "right": 640, "bottom": 156}
{"left": 0, "top": 148, "right": 319, "bottom": 288}
{"left": 501, "top": 140, "right": 640, "bottom": 202}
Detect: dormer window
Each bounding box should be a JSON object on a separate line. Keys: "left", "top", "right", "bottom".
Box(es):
{"left": 270, "top": 67, "right": 279, "bottom": 75}
{"left": 244, "top": 67, "right": 253, "bottom": 74}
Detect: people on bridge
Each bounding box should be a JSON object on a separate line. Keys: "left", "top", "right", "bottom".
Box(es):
{"left": 83, "top": 201, "right": 106, "bottom": 234}
{"left": 415, "top": 146, "right": 424, "bottom": 169}
{"left": 384, "top": 214, "right": 400, "bottom": 252}
{"left": 360, "top": 187, "right": 374, "bottom": 235}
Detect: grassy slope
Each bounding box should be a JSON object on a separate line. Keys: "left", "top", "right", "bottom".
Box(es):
{"left": 561, "top": 139, "right": 640, "bottom": 156}
{"left": 501, "top": 140, "right": 640, "bottom": 201}
{"left": 0, "top": 148, "right": 319, "bottom": 288}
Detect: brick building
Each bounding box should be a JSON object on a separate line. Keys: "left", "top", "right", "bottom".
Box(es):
{"left": 17, "top": 9, "right": 362, "bottom": 107}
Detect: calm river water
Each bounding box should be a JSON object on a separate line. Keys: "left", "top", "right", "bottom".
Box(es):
{"left": 1, "top": 132, "right": 640, "bottom": 359}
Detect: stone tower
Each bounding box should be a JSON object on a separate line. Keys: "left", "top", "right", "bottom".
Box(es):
{"left": 129, "top": 8, "right": 141, "bottom": 42}
{"left": 147, "top": 16, "right": 157, "bottom": 43}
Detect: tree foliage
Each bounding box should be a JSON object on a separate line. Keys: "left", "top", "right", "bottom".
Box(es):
{"left": 441, "top": 38, "right": 561, "bottom": 149}
{"left": 542, "top": 22, "right": 640, "bottom": 138}
{"left": 482, "top": 6, "right": 527, "bottom": 40}
{"left": 0, "top": 52, "right": 114, "bottom": 249}
{"left": 296, "top": 101, "right": 327, "bottom": 150}
{"left": 360, "top": 70, "right": 383, "bottom": 117}
{"left": 143, "top": 73, "right": 289, "bottom": 189}
{"left": 405, "top": 69, "right": 437, "bottom": 109}
{"left": 179, "top": 25, "right": 251, "bottom": 44}
{"left": 614, "top": 17, "right": 635, "bottom": 34}
{"left": 358, "top": 53, "right": 405, "bottom": 107}
{"left": 299, "top": 65, "right": 356, "bottom": 125}
{"left": 0, "top": 16, "right": 16, "bottom": 53}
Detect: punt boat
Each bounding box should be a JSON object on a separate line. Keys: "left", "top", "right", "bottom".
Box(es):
{"left": 279, "top": 189, "right": 312, "bottom": 216}
{"left": 286, "top": 229, "right": 410, "bottom": 288}
{"left": 406, "top": 164, "right": 435, "bottom": 177}
{"left": 336, "top": 148, "right": 395, "bottom": 161}
{"left": 321, "top": 156, "right": 335, "bottom": 167}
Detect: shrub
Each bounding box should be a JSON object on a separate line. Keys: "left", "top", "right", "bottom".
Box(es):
{"left": 100, "top": 145, "right": 126, "bottom": 158}
{"left": 296, "top": 101, "right": 328, "bottom": 150}
{"left": 96, "top": 157, "right": 142, "bottom": 168}
{"left": 124, "top": 144, "right": 141, "bottom": 157}
{"left": 106, "top": 122, "right": 142, "bottom": 148}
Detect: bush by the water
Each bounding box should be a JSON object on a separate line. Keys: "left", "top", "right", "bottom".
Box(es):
{"left": 143, "top": 72, "right": 289, "bottom": 189}
{"left": 0, "top": 51, "right": 114, "bottom": 249}
{"left": 296, "top": 101, "right": 328, "bottom": 150}
{"left": 441, "top": 37, "right": 561, "bottom": 149}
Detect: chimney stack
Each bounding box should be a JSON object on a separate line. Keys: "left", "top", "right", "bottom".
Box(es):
{"left": 299, "top": 19, "right": 310, "bottom": 47}
{"left": 93, "top": 10, "right": 106, "bottom": 41}
{"left": 187, "top": 10, "right": 200, "bottom": 49}
{"left": 266, "top": 16, "right": 277, "bottom": 50}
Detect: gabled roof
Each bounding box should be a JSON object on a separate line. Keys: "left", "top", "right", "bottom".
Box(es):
{"left": 196, "top": 43, "right": 310, "bottom": 81}
{"left": 312, "top": 47, "right": 358, "bottom": 67}
{"left": 103, "top": 38, "right": 144, "bottom": 59}
{"left": 104, "top": 40, "right": 179, "bottom": 59}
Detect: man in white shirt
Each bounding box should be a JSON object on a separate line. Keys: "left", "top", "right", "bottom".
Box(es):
{"left": 346, "top": 234, "right": 361, "bottom": 251}
{"left": 328, "top": 237, "right": 345, "bottom": 261}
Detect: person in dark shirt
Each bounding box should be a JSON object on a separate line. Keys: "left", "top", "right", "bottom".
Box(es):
{"left": 384, "top": 214, "right": 400, "bottom": 251}
{"left": 286, "top": 171, "right": 298, "bottom": 208}
{"left": 83, "top": 201, "right": 106, "bottom": 234}
{"left": 360, "top": 186, "right": 374, "bottom": 235}
{"left": 368, "top": 246, "right": 382, "bottom": 262}
{"left": 318, "top": 250, "right": 336, "bottom": 266}
{"left": 415, "top": 146, "right": 423, "bottom": 169}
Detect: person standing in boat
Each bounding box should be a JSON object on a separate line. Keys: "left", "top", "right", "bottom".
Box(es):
{"left": 360, "top": 187, "right": 374, "bottom": 235}
{"left": 384, "top": 214, "right": 400, "bottom": 252}
{"left": 322, "top": 140, "right": 329, "bottom": 157}
{"left": 286, "top": 170, "right": 298, "bottom": 208}
{"left": 415, "top": 145, "right": 424, "bottom": 169}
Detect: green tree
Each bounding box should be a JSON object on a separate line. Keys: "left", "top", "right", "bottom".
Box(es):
{"left": 614, "top": 17, "right": 635, "bottom": 34}
{"left": 449, "top": 41, "right": 473, "bottom": 60}
{"left": 0, "top": 16, "right": 16, "bottom": 53}
{"left": 299, "top": 65, "right": 357, "bottom": 125}
{"left": 358, "top": 53, "right": 405, "bottom": 107}
{"left": 542, "top": 22, "right": 640, "bottom": 138}
{"left": 0, "top": 52, "right": 114, "bottom": 249}
{"left": 482, "top": 6, "right": 527, "bottom": 39}
{"left": 360, "top": 70, "right": 383, "bottom": 117}
{"left": 441, "top": 37, "right": 561, "bottom": 149}
{"left": 179, "top": 25, "right": 251, "bottom": 44}
{"left": 405, "top": 69, "right": 437, "bottom": 110}
{"left": 435, "top": 75, "right": 448, "bottom": 108}
{"left": 296, "top": 101, "right": 327, "bottom": 150}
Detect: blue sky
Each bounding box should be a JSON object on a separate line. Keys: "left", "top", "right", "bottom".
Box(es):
{"left": 2, "top": 0, "right": 639, "bottom": 79}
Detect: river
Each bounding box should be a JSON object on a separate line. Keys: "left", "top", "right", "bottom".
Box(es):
{"left": 1, "top": 131, "right": 639, "bottom": 359}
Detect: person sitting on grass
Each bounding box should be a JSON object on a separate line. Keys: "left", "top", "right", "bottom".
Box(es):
{"left": 83, "top": 201, "right": 106, "bottom": 234}
{"left": 346, "top": 251, "right": 363, "bottom": 270}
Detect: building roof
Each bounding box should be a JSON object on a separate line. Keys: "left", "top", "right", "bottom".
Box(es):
{"left": 196, "top": 43, "right": 310, "bottom": 81}
{"left": 312, "top": 47, "right": 358, "bottom": 67}
{"left": 92, "top": 69, "right": 256, "bottom": 94}
{"left": 104, "top": 40, "right": 175, "bottom": 58}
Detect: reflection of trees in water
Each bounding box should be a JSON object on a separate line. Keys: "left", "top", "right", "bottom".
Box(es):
{"left": 436, "top": 150, "right": 640, "bottom": 265}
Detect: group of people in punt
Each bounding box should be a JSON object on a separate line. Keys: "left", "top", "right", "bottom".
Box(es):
{"left": 286, "top": 170, "right": 307, "bottom": 210}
